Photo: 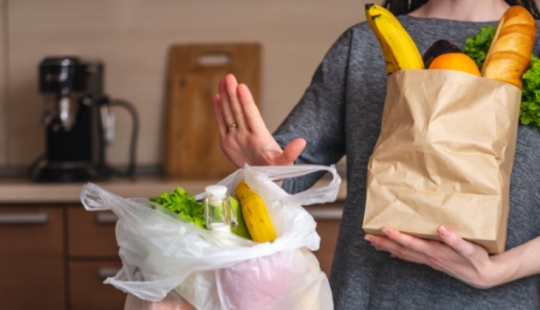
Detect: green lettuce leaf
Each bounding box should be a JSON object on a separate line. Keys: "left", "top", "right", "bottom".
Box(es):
{"left": 463, "top": 25, "right": 540, "bottom": 131}
{"left": 153, "top": 187, "right": 205, "bottom": 229}
{"left": 521, "top": 55, "right": 540, "bottom": 129}
{"left": 463, "top": 25, "right": 496, "bottom": 70}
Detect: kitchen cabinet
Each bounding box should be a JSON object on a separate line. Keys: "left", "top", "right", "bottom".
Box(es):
{"left": 0, "top": 200, "right": 343, "bottom": 310}
{"left": 67, "top": 207, "right": 126, "bottom": 310}
{"left": 68, "top": 207, "right": 121, "bottom": 257}
{"left": 0, "top": 205, "right": 125, "bottom": 310}
{"left": 0, "top": 207, "right": 65, "bottom": 310}
{"left": 69, "top": 261, "right": 125, "bottom": 310}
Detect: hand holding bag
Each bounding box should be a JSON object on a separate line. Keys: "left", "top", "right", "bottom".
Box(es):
{"left": 363, "top": 69, "right": 521, "bottom": 254}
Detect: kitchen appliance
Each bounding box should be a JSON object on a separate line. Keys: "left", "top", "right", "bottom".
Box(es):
{"left": 28, "top": 56, "right": 139, "bottom": 182}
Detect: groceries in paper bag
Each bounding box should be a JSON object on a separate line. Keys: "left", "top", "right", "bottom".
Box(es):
{"left": 80, "top": 164, "right": 341, "bottom": 309}
{"left": 362, "top": 4, "right": 537, "bottom": 253}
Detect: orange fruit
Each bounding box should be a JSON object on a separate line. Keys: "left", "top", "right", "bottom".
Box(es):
{"left": 428, "top": 53, "right": 481, "bottom": 76}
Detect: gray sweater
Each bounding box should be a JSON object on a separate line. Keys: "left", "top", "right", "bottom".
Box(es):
{"left": 274, "top": 15, "right": 540, "bottom": 309}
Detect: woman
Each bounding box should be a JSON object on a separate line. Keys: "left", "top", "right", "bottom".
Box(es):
{"left": 212, "top": 0, "right": 540, "bottom": 309}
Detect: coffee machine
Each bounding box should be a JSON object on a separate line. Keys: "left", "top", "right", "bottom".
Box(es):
{"left": 28, "top": 56, "right": 139, "bottom": 182}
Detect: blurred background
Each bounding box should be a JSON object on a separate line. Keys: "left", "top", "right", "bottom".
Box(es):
{"left": 2, "top": 1, "right": 538, "bottom": 309}
{"left": 0, "top": 0, "right": 363, "bottom": 172}
{"left": 0, "top": 1, "right": 362, "bottom": 309}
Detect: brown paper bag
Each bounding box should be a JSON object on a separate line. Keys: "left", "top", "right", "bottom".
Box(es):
{"left": 363, "top": 70, "right": 521, "bottom": 254}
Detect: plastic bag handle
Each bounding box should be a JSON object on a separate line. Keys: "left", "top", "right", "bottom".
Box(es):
{"left": 250, "top": 164, "right": 342, "bottom": 206}
{"left": 80, "top": 183, "right": 113, "bottom": 211}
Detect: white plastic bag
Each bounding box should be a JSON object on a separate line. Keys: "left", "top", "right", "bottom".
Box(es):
{"left": 80, "top": 164, "right": 341, "bottom": 310}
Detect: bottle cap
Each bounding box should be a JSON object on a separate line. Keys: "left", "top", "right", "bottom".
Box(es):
{"left": 205, "top": 185, "right": 227, "bottom": 200}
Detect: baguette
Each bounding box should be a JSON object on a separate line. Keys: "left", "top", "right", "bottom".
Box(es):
{"left": 481, "top": 5, "right": 536, "bottom": 89}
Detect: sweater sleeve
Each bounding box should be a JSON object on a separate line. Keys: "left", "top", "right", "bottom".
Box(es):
{"left": 273, "top": 28, "right": 353, "bottom": 194}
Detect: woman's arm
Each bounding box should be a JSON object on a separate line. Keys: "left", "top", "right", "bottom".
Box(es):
{"left": 213, "top": 28, "right": 353, "bottom": 193}
{"left": 271, "top": 29, "right": 353, "bottom": 194}
{"left": 365, "top": 226, "right": 540, "bottom": 289}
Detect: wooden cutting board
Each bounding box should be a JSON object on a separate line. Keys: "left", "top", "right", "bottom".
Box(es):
{"left": 165, "top": 44, "right": 260, "bottom": 178}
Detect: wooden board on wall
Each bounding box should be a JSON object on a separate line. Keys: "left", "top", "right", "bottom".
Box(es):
{"left": 165, "top": 44, "right": 260, "bottom": 178}
{"left": 0, "top": 0, "right": 6, "bottom": 166}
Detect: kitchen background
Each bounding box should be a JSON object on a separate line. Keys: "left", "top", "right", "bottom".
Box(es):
{"left": 1, "top": 1, "right": 533, "bottom": 309}
{"left": 0, "top": 0, "right": 366, "bottom": 172}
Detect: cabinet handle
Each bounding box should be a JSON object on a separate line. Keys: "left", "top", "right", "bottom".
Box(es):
{"left": 96, "top": 212, "right": 118, "bottom": 224}
{"left": 97, "top": 267, "right": 121, "bottom": 279}
{"left": 0, "top": 213, "right": 49, "bottom": 225}
{"left": 307, "top": 208, "right": 343, "bottom": 220}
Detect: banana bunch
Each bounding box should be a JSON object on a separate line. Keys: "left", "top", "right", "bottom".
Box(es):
{"left": 235, "top": 180, "right": 277, "bottom": 243}
{"left": 365, "top": 4, "right": 424, "bottom": 74}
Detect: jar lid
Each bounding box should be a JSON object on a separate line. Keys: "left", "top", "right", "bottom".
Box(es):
{"left": 205, "top": 185, "right": 227, "bottom": 200}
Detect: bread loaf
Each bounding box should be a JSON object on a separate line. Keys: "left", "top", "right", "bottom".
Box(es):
{"left": 482, "top": 6, "right": 536, "bottom": 89}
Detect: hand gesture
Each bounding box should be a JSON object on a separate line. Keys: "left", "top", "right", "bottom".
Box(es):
{"left": 365, "top": 226, "right": 529, "bottom": 289}
{"left": 212, "top": 74, "right": 306, "bottom": 168}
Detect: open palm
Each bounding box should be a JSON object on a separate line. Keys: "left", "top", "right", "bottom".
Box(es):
{"left": 212, "top": 74, "right": 306, "bottom": 168}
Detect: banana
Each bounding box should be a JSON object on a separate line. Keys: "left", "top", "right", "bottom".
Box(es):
{"left": 235, "top": 180, "right": 277, "bottom": 243}
{"left": 365, "top": 4, "right": 424, "bottom": 74}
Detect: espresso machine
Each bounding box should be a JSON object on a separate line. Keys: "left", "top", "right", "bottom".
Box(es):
{"left": 28, "top": 57, "right": 139, "bottom": 182}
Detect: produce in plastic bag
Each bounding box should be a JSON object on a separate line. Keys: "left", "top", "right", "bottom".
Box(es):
{"left": 80, "top": 164, "right": 341, "bottom": 310}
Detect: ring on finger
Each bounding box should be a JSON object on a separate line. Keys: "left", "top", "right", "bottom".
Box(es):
{"left": 227, "top": 123, "right": 238, "bottom": 128}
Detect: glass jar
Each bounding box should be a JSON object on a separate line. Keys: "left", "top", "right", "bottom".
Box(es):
{"left": 204, "top": 185, "right": 238, "bottom": 232}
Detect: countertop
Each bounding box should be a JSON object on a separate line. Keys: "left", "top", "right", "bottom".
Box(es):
{"left": 0, "top": 176, "right": 347, "bottom": 204}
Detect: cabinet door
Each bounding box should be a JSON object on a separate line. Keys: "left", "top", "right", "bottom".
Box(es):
{"left": 68, "top": 206, "right": 119, "bottom": 257}
{"left": 306, "top": 202, "right": 343, "bottom": 276}
{"left": 70, "top": 261, "right": 126, "bottom": 310}
{"left": 0, "top": 207, "right": 65, "bottom": 310}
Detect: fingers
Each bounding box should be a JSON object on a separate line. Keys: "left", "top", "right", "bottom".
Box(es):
{"left": 381, "top": 227, "right": 433, "bottom": 254}
{"left": 218, "top": 78, "right": 236, "bottom": 129}
{"left": 365, "top": 233, "right": 425, "bottom": 265}
{"left": 437, "top": 225, "right": 478, "bottom": 259}
{"left": 371, "top": 227, "right": 481, "bottom": 264}
{"left": 224, "top": 74, "right": 249, "bottom": 129}
{"left": 368, "top": 227, "right": 446, "bottom": 266}
{"left": 383, "top": 226, "right": 477, "bottom": 261}
{"left": 367, "top": 227, "right": 493, "bottom": 285}
{"left": 220, "top": 74, "right": 248, "bottom": 130}
{"left": 390, "top": 253, "right": 425, "bottom": 265}
{"left": 237, "top": 83, "right": 266, "bottom": 134}
{"left": 275, "top": 138, "right": 307, "bottom": 165}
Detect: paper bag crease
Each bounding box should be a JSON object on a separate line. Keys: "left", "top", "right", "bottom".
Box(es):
{"left": 363, "top": 70, "right": 521, "bottom": 254}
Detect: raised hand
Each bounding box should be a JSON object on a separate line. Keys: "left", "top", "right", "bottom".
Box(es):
{"left": 212, "top": 74, "right": 306, "bottom": 168}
